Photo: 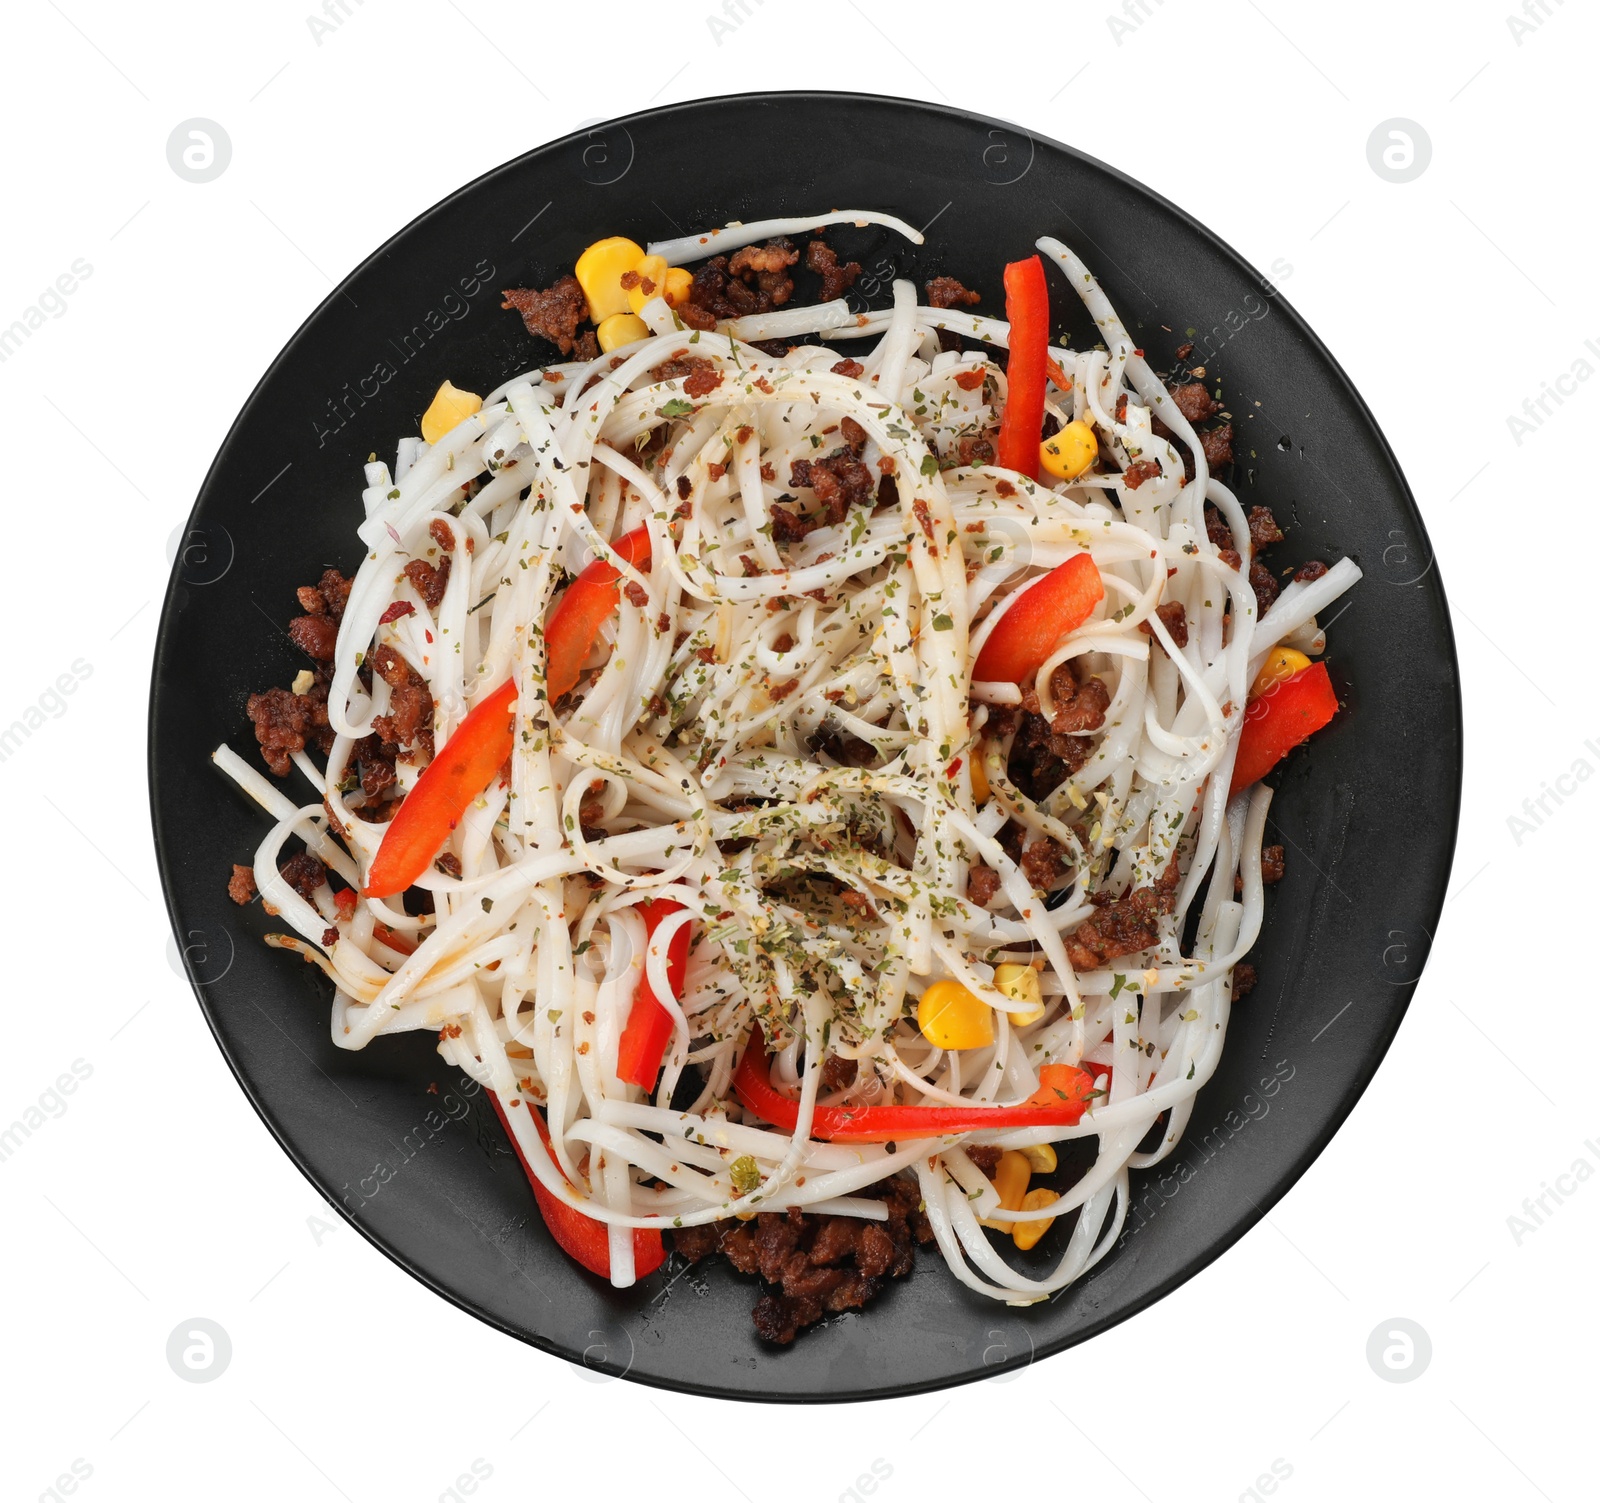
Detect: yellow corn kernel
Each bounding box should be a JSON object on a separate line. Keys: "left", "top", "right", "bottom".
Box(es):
{"left": 1013, "top": 1187, "right": 1059, "bottom": 1251}
{"left": 917, "top": 980, "right": 995, "bottom": 1051}
{"left": 1021, "top": 1143, "right": 1057, "bottom": 1174}
{"left": 420, "top": 380, "right": 482, "bottom": 444}
{"left": 626, "top": 254, "right": 671, "bottom": 315}
{"left": 574, "top": 235, "right": 646, "bottom": 321}
{"left": 1039, "top": 419, "right": 1097, "bottom": 481}
{"left": 663, "top": 266, "right": 694, "bottom": 308}
{"left": 1250, "top": 646, "right": 1312, "bottom": 699}
{"left": 994, "top": 962, "right": 1045, "bottom": 1026}
{"left": 969, "top": 744, "right": 990, "bottom": 805}
{"left": 597, "top": 312, "right": 650, "bottom": 353}
{"left": 980, "top": 1150, "right": 1032, "bottom": 1230}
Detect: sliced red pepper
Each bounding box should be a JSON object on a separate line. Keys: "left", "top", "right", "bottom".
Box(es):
{"left": 1229, "top": 661, "right": 1340, "bottom": 797}
{"left": 372, "top": 922, "right": 415, "bottom": 956}
{"left": 996, "top": 254, "right": 1050, "bottom": 479}
{"left": 733, "top": 1041, "right": 1098, "bottom": 1143}
{"left": 615, "top": 898, "right": 692, "bottom": 1090}
{"left": 971, "top": 553, "right": 1105, "bottom": 684}
{"left": 544, "top": 526, "right": 652, "bottom": 701}
{"left": 488, "top": 1092, "right": 666, "bottom": 1279}
{"left": 363, "top": 678, "right": 517, "bottom": 897}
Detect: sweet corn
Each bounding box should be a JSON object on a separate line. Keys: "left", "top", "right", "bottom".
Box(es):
{"left": 1013, "top": 1187, "right": 1059, "bottom": 1251}
{"left": 420, "top": 379, "right": 482, "bottom": 445}
{"left": 1039, "top": 419, "right": 1097, "bottom": 481}
{"left": 917, "top": 980, "right": 995, "bottom": 1051}
{"left": 663, "top": 266, "right": 694, "bottom": 308}
{"left": 1021, "top": 1143, "right": 1057, "bottom": 1174}
{"left": 574, "top": 235, "right": 645, "bottom": 321}
{"left": 1250, "top": 645, "right": 1311, "bottom": 699}
{"left": 994, "top": 962, "right": 1045, "bottom": 1026}
{"left": 597, "top": 312, "right": 649, "bottom": 353}
{"left": 969, "top": 744, "right": 991, "bottom": 805}
{"left": 980, "top": 1150, "right": 1032, "bottom": 1230}
{"left": 626, "top": 254, "right": 671, "bottom": 315}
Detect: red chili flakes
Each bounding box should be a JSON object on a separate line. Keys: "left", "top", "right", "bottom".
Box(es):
{"left": 378, "top": 601, "right": 416, "bottom": 624}
{"left": 953, "top": 368, "right": 986, "bottom": 391}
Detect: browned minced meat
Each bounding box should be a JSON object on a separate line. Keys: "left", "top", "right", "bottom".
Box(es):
{"left": 287, "top": 611, "right": 338, "bottom": 661}
{"left": 967, "top": 862, "right": 1002, "bottom": 907}
{"left": 1123, "top": 458, "right": 1162, "bottom": 490}
{"left": 1066, "top": 865, "right": 1179, "bottom": 971}
{"left": 371, "top": 643, "right": 434, "bottom": 757}
{"left": 806, "top": 239, "right": 862, "bottom": 302}
{"left": 1201, "top": 423, "right": 1234, "bottom": 469}
{"left": 501, "top": 276, "right": 590, "bottom": 355}
{"left": 572, "top": 329, "right": 600, "bottom": 363}
{"left": 964, "top": 1144, "right": 1003, "bottom": 1174}
{"left": 403, "top": 555, "right": 450, "bottom": 612}
{"left": 1169, "top": 381, "right": 1219, "bottom": 424}
{"left": 1295, "top": 559, "right": 1329, "bottom": 583}
{"left": 622, "top": 579, "right": 650, "bottom": 609}
{"left": 680, "top": 241, "right": 798, "bottom": 329}
{"left": 1204, "top": 503, "right": 1235, "bottom": 554}
{"left": 1021, "top": 837, "right": 1069, "bottom": 892}
{"left": 1232, "top": 961, "right": 1258, "bottom": 997}
{"left": 926, "top": 276, "right": 981, "bottom": 309}
{"left": 1249, "top": 560, "right": 1280, "bottom": 615}
{"left": 1247, "top": 506, "right": 1284, "bottom": 552}
{"left": 831, "top": 357, "right": 865, "bottom": 379}
{"left": 673, "top": 1178, "right": 933, "bottom": 1345}
{"left": 227, "top": 864, "right": 258, "bottom": 905}
{"left": 838, "top": 416, "right": 868, "bottom": 454}
{"left": 1140, "top": 600, "right": 1190, "bottom": 651}
{"left": 820, "top": 1054, "right": 859, "bottom": 1092}
{"left": 770, "top": 504, "right": 815, "bottom": 544}
{"left": 246, "top": 686, "right": 330, "bottom": 776}
{"left": 814, "top": 718, "right": 879, "bottom": 767}
{"left": 1261, "top": 845, "right": 1285, "bottom": 884}
{"left": 428, "top": 517, "right": 456, "bottom": 553}
{"left": 651, "top": 353, "right": 717, "bottom": 386}
{"left": 434, "top": 851, "right": 463, "bottom": 879}
{"left": 1008, "top": 709, "right": 1095, "bottom": 802}
{"left": 957, "top": 432, "right": 996, "bottom": 467}
{"left": 299, "top": 568, "right": 353, "bottom": 619}
{"left": 728, "top": 238, "right": 799, "bottom": 306}
{"left": 789, "top": 448, "right": 875, "bottom": 525}
{"left": 1049, "top": 662, "right": 1111, "bottom": 735}
{"left": 351, "top": 733, "right": 398, "bottom": 798}
{"left": 278, "top": 851, "right": 326, "bottom": 900}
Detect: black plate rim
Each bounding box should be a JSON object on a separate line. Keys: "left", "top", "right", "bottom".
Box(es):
{"left": 148, "top": 89, "right": 1463, "bottom": 1403}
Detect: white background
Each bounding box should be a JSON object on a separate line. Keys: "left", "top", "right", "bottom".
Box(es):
{"left": 1, "top": 1, "right": 1589, "bottom": 1499}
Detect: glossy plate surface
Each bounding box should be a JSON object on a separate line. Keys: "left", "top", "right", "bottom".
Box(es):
{"left": 149, "top": 92, "right": 1461, "bottom": 1401}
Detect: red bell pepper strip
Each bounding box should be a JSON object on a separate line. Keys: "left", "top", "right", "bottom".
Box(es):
{"left": 544, "top": 526, "right": 652, "bottom": 701}
{"left": 1229, "top": 661, "right": 1340, "bottom": 797}
{"left": 733, "top": 1041, "right": 1098, "bottom": 1143}
{"left": 996, "top": 255, "right": 1050, "bottom": 479}
{"left": 488, "top": 1091, "right": 667, "bottom": 1279}
{"left": 363, "top": 678, "right": 518, "bottom": 897}
{"left": 971, "top": 553, "right": 1105, "bottom": 684}
{"left": 614, "top": 898, "right": 692, "bottom": 1090}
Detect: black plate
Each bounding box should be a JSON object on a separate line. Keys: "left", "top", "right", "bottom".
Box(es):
{"left": 149, "top": 92, "right": 1461, "bottom": 1401}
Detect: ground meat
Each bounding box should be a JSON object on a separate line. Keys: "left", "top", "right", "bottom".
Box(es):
{"left": 675, "top": 1176, "right": 931, "bottom": 1345}
{"left": 1248, "top": 560, "right": 1280, "bottom": 615}
{"left": 966, "top": 863, "right": 1002, "bottom": 906}
{"left": 820, "top": 1054, "right": 859, "bottom": 1093}
{"left": 501, "top": 276, "right": 590, "bottom": 355}
{"left": 278, "top": 852, "right": 326, "bottom": 900}
{"left": 572, "top": 329, "right": 599, "bottom": 363}
{"left": 728, "top": 237, "right": 799, "bottom": 307}
{"left": 352, "top": 734, "right": 397, "bottom": 799}
{"left": 1247, "top": 506, "right": 1284, "bottom": 552}
{"left": 813, "top": 718, "right": 879, "bottom": 767}
{"left": 623, "top": 579, "right": 650, "bottom": 609}
{"left": 964, "top": 1145, "right": 1003, "bottom": 1174}
{"left": 651, "top": 353, "right": 716, "bottom": 387}
{"left": 1048, "top": 662, "right": 1111, "bottom": 734}
{"left": 1201, "top": 423, "right": 1235, "bottom": 469}
{"left": 770, "top": 504, "right": 815, "bottom": 544}
{"left": 1140, "top": 600, "right": 1190, "bottom": 651}
{"left": 926, "top": 276, "right": 981, "bottom": 309}
{"left": 428, "top": 518, "right": 456, "bottom": 553}
{"left": 371, "top": 643, "right": 434, "bottom": 756}
{"left": 831, "top": 357, "right": 865, "bottom": 379}
{"left": 1021, "top": 838, "right": 1068, "bottom": 892}
{"left": 838, "top": 416, "right": 868, "bottom": 455}
{"left": 1204, "top": 504, "right": 1234, "bottom": 553}
{"left": 805, "top": 239, "right": 862, "bottom": 302}
{"left": 1008, "top": 709, "right": 1094, "bottom": 801}
{"left": 403, "top": 555, "right": 450, "bottom": 612}
{"left": 1261, "top": 845, "right": 1285, "bottom": 884}
{"left": 434, "top": 852, "right": 463, "bottom": 879}
{"left": 246, "top": 688, "right": 312, "bottom": 776}
{"left": 286, "top": 612, "right": 338, "bottom": 662}
{"left": 1232, "top": 962, "right": 1258, "bottom": 997}
{"left": 957, "top": 432, "right": 996, "bottom": 467}
{"left": 1066, "top": 868, "right": 1179, "bottom": 971}
{"left": 227, "top": 864, "right": 257, "bottom": 905}
{"left": 683, "top": 242, "right": 798, "bottom": 325}
{"left": 1124, "top": 458, "right": 1162, "bottom": 489}
{"left": 296, "top": 568, "right": 352, "bottom": 619}
{"left": 1295, "top": 559, "right": 1329, "bottom": 583}
{"left": 789, "top": 448, "right": 875, "bottom": 525}
{"left": 1169, "top": 381, "right": 1219, "bottom": 423}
